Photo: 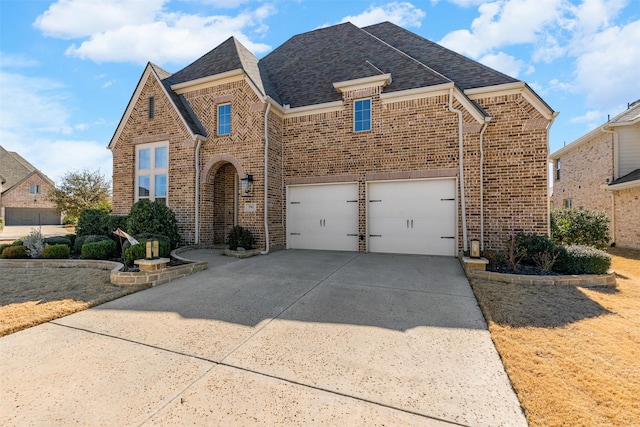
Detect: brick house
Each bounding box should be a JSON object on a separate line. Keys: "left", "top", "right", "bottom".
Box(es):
{"left": 0, "top": 145, "right": 59, "bottom": 226}
{"left": 109, "top": 22, "right": 556, "bottom": 256}
{"left": 549, "top": 101, "right": 640, "bottom": 249}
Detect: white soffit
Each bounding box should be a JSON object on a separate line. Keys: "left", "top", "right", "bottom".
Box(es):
{"left": 333, "top": 73, "right": 392, "bottom": 93}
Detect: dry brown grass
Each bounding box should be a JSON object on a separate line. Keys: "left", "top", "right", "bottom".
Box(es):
{"left": 0, "top": 267, "right": 149, "bottom": 336}
{"left": 471, "top": 247, "right": 640, "bottom": 427}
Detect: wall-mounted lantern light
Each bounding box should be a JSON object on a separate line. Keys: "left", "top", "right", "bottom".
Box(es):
{"left": 241, "top": 174, "right": 254, "bottom": 197}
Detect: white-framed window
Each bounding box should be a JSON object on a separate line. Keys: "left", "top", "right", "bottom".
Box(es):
{"left": 354, "top": 98, "right": 371, "bottom": 132}
{"left": 217, "top": 103, "right": 231, "bottom": 135}
{"left": 29, "top": 184, "right": 41, "bottom": 194}
{"left": 136, "top": 141, "right": 168, "bottom": 205}
{"left": 555, "top": 159, "right": 561, "bottom": 181}
{"left": 563, "top": 198, "right": 572, "bottom": 209}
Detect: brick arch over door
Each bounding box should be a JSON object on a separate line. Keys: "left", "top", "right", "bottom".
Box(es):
{"left": 202, "top": 154, "right": 245, "bottom": 181}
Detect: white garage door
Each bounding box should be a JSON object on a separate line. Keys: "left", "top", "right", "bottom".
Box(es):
{"left": 368, "top": 179, "right": 456, "bottom": 256}
{"left": 287, "top": 183, "right": 359, "bottom": 251}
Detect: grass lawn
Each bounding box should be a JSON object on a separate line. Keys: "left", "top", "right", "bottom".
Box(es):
{"left": 471, "top": 247, "right": 640, "bottom": 426}
{"left": 0, "top": 267, "right": 150, "bottom": 337}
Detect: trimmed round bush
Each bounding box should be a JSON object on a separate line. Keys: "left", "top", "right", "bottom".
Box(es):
{"left": 42, "top": 244, "right": 70, "bottom": 259}
{"left": 73, "top": 234, "right": 111, "bottom": 254}
{"left": 65, "top": 233, "right": 77, "bottom": 248}
{"left": 44, "top": 236, "right": 72, "bottom": 248}
{"left": 77, "top": 208, "right": 110, "bottom": 237}
{"left": 124, "top": 243, "right": 146, "bottom": 266}
{"left": 551, "top": 208, "right": 610, "bottom": 249}
{"left": 1, "top": 245, "right": 28, "bottom": 259}
{"left": 126, "top": 200, "right": 180, "bottom": 249}
{"left": 80, "top": 239, "right": 117, "bottom": 260}
{"left": 558, "top": 245, "right": 612, "bottom": 275}
{"left": 227, "top": 226, "right": 255, "bottom": 250}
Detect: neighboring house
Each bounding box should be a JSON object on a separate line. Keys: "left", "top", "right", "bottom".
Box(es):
{"left": 109, "top": 21, "right": 556, "bottom": 256}
{"left": 549, "top": 101, "right": 640, "bottom": 249}
{"left": 0, "top": 145, "right": 60, "bottom": 226}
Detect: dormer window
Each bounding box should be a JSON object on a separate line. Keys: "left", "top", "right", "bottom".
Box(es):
{"left": 218, "top": 103, "right": 231, "bottom": 135}
{"left": 354, "top": 99, "right": 371, "bottom": 132}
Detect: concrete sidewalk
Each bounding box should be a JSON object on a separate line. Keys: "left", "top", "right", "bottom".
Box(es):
{"left": 0, "top": 225, "right": 72, "bottom": 242}
{"left": 0, "top": 250, "right": 527, "bottom": 426}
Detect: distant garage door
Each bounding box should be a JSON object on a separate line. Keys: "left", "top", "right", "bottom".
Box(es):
{"left": 368, "top": 179, "right": 456, "bottom": 256}
{"left": 287, "top": 183, "right": 359, "bottom": 251}
{"left": 5, "top": 208, "right": 61, "bottom": 226}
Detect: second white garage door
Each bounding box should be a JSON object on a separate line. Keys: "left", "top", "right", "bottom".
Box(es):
{"left": 368, "top": 179, "right": 457, "bottom": 256}
{"left": 287, "top": 183, "right": 359, "bottom": 251}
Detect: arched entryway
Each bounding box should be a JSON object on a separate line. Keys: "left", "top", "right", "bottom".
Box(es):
{"left": 201, "top": 155, "right": 244, "bottom": 246}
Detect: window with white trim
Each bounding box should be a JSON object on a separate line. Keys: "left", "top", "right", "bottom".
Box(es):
{"left": 29, "top": 184, "right": 41, "bottom": 194}
{"left": 136, "top": 142, "right": 168, "bottom": 205}
{"left": 354, "top": 98, "right": 371, "bottom": 132}
{"left": 217, "top": 103, "right": 231, "bottom": 135}
{"left": 555, "top": 159, "right": 561, "bottom": 181}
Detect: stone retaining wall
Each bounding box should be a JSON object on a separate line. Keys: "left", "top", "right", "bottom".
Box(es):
{"left": 464, "top": 266, "right": 616, "bottom": 287}
{"left": 0, "top": 259, "right": 123, "bottom": 272}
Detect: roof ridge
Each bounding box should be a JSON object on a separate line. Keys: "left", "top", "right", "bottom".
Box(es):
{"left": 359, "top": 24, "right": 452, "bottom": 84}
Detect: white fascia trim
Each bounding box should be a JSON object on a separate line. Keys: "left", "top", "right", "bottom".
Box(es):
{"left": 465, "top": 82, "right": 556, "bottom": 121}
{"left": 602, "top": 180, "right": 640, "bottom": 191}
{"left": 453, "top": 87, "right": 487, "bottom": 124}
{"left": 380, "top": 82, "right": 453, "bottom": 104}
{"left": 605, "top": 117, "right": 640, "bottom": 127}
{"left": 333, "top": 73, "right": 392, "bottom": 93}
{"left": 171, "top": 69, "right": 244, "bottom": 93}
{"left": 283, "top": 100, "right": 344, "bottom": 119}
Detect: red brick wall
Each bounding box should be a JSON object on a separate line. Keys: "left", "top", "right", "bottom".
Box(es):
{"left": 2, "top": 174, "right": 56, "bottom": 209}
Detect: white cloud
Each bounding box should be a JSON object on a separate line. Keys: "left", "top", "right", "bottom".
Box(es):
{"left": 479, "top": 51, "right": 524, "bottom": 77}
{"left": 34, "top": 1, "right": 274, "bottom": 64}
{"left": 335, "top": 2, "right": 425, "bottom": 28}
{"left": 0, "top": 52, "right": 39, "bottom": 68}
{"left": 431, "top": 0, "right": 487, "bottom": 6}
{"left": 569, "top": 109, "right": 602, "bottom": 124}
{"left": 439, "top": 0, "right": 563, "bottom": 58}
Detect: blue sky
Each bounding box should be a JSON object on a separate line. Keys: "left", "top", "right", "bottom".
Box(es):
{"left": 1, "top": 0, "right": 638, "bottom": 184}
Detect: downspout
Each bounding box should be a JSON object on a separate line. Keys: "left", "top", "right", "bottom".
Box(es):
{"left": 449, "top": 88, "right": 467, "bottom": 253}
{"left": 261, "top": 101, "right": 271, "bottom": 255}
{"left": 479, "top": 119, "right": 490, "bottom": 251}
{"left": 546, "top": 113, "right": 558, "bottom": 237}
{"left": 601, "top": 126, "right": 616, "bottom": 244}
{"left": 194, "top": 138, "right": 202, "bottom": 244}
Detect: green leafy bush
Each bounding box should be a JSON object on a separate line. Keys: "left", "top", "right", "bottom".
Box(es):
{"left": 227, "top": 226, "right": 256, "bottom": 250}
{"left": 556, "top": 245, "right": 612, "bottom": 275}
{"left": 551, "top": 208, "right": 610, "bottom": 249}
{"left": 124, "top": 243, "right": 146, "bottom": 265}
{"left": 126, "top": 200, "right": 180, "bottom": 249}
{"left": 0, "top": 217, "right": 4, "bottom": 230}
{"left": 42, "top": 244, "right": 70, "bottom": 259}
{"left": 0, "top": 244, "right": 10, "bottom": 254}
{"left": 65, "top": 234, "right": 77, "bottom": 248}
{"left": 107, "top": 215, "right": 129, "bottom": 236}
{"left": 515, "top": 232, "right": 565, "bottom": 272}
{"left": 76, "top": 208, "right": 110, "bottom": 237}
{"left": 1, "top": 245, "right": 28, "bottom": 259}
{"left": 73, "top": 234, "right": 111, "bottom": 254}
{"left": 44, "top": 236, "right": 72, "bottom": 248}
{"left": 80, "top": 239, "right": 117, "bottom": 260}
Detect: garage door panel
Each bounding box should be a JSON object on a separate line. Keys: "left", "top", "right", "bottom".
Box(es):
{"left": 368, "top": 179, "right": 456, "bottom": 256}
{"left": 287, "top": 183, "right": 358, "bottom": 251}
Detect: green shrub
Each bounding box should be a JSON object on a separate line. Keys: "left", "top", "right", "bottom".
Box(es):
{"left": 227, "top": 226, "right": 256, "bottom": 250}
{"left": 80, "top": 239, "right": 117, "bottom": 260}
{"left": 126, "top": 200, "right": 180, "bottom": 248}
{"left": 557, "top": 245, "right": 612, "bottom": 275}
{"left": 62, "top": 216, "right": 77, "bottom": 225}
{"left": 23, "top": 228, "right": 45, "bottom": 258}
{"left": 76, "top": 208, "right": 111, "bottom": 237}
{"left": 551, "top": 208, "right": 610, "bottom": 249}
{"left": 44, "top": 236, "right": 72, "bottom": 248}
{"left": 65, "top": 234, "right": 77, "bottom": 248}
{"left": 106, "top": 215, "right": 129, "bottom": 236}
{"left": 0, "top": 244, "right": 10, "bottom": 254}
{"left": 124, "top": 242, "right": 146, "bottom": 265}
{"left": 42, "top": 244, "right": 70, "bottom": 259}
{"left": 10, "top": 239, "right": 24, "bottom": 246}
{"left": 73, "top": 234, "right": 111, "bottom": 254}
{"left": 1, "top": 245, "right": 28, "bottom": 259}
{"left": 515, "top": 232, "right": 565, "bottom": 272}
{"left": 0, "top": 217, "right": 4, "bottom": 230}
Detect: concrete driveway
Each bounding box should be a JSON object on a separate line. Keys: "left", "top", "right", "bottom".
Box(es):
{"left": 0, "top": 250, "right": 526, "bottom": 426}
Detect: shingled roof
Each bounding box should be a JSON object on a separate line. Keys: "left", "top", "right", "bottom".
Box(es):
{"left": 0, "top": 145, "right": 53, "bottom": 192}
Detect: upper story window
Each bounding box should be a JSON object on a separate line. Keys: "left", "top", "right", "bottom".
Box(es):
{"left": 563, "top": 198, "right": 572, "bottom": 209}
{"left": 354, "top": 99, "right": 371, "bottom": 132}
{"left": 29, "top": 184, "right": 41, "bottom": 194}
{"left": 148, "top": 96, "right": 155, "bottom": 120}
{"left": 555, "top": 159, "right": 561, "bottom": 181}
{"left": 136, "top": 142, "right": 168, "bottom": 205}
{"left": 218, "top": 103, "right": 231, "bottom": 135}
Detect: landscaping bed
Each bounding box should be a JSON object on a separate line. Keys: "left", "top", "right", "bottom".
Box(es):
{"left": 470, "top": 247, "right": 640, "bottom": 426}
